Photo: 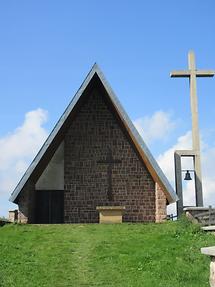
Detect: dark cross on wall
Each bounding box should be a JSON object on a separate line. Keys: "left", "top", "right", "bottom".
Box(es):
{"left": 97, "top": 148, "right": 122, "bottom": 201}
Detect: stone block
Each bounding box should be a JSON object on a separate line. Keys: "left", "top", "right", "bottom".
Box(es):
{"left": 96, "top": 206, "right": 126, "bottom": 223}
{"left": 201, "top": 246, "right": 215, "bottom": 287}
{"left": 8, "top": 210, "right": 18, "bottom": 222}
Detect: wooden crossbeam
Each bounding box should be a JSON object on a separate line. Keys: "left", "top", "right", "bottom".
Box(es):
{"left": 171, "top": 70, "right": 215, "bottom": 77}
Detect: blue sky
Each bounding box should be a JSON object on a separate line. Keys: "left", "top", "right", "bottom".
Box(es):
{"left": 0, "top": 1, "right": 215, "bottom": 216}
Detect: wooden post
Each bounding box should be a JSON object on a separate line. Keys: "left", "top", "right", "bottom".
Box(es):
{"left": 209, "top": 205, "right": 212, "bottom": 226}
{"left": 174, "top": 152, "right": 183, "bottom": 216}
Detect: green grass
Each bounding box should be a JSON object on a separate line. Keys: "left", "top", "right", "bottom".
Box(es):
{"left": 0, "top": 218, "right": 214, "bottom": 287}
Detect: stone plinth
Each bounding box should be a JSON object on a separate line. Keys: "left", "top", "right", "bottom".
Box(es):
{"left": 8, "top": 210, "right": 18, "bottom": 223}
{"left": 201, "top": 246, "right": 215, "bottom": 287}
{"left": 96, "top": 206, "right": 126, "bottom": 224}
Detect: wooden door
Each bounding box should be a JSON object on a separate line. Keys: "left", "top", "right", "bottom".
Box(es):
{"left": 35, "top": 190, "right": 64, "bottom": 224}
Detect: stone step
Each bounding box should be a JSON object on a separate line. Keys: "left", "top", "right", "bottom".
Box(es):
{"left": 202, "top": 226, "right": 215, "bottom": 231}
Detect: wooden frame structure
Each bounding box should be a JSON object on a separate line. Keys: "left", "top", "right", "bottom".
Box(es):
{"left": 174, "top": 149, "right": 202, "bottom": 216}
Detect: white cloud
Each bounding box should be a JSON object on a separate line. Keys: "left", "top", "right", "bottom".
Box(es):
{"left": 157, "top": 131, "right": 192, "bottom": 183}
{"left": 133, "top": 110, "right": 176, "bottom": 144}
{"left": 0, "top": 109, "right": 48, "bottom": 203}
{"left": 0, "top": 109, "right": 48, "bottom": 172}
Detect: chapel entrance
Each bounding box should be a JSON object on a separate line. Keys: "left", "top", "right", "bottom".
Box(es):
{"left": 35, "top": 190, "right": 64, "bottom": 223}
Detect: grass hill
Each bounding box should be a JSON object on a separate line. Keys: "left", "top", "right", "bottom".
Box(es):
{"left": 0, "top": 218, "right": 214, "bottom": 287}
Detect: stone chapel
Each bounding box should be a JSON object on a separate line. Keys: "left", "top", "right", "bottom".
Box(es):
{"left": 10, "top": 64, "right": 178, "bottom": 223}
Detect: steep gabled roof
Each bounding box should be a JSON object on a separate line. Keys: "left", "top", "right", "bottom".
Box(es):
{"left": 10, "top": 64, "right": 178, "bottom": 203}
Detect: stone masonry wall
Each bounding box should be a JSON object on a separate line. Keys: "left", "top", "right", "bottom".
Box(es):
{"left": 155, "top": 183, "right": 167, "bottom": 223}
{"left": 17, "top": 180, "right": 35, "bottom": 223}
{"left": 64, "top": 87, "right": 158, "bottom": 223}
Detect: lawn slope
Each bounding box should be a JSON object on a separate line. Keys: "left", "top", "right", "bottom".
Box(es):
{"left": 0, "top": 219, "right": 214, "bottom": 287}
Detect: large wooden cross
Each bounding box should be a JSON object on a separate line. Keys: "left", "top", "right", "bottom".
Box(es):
{"left": 171, "top": 51, "right": 214, "bottom": 207}
{"left": 97, "top": 148, "right": 121, "bottom": 201}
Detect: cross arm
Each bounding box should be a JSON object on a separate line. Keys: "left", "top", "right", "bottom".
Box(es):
{"left": 113, "top": 159, "right": 122, "bottom": 163}
{"left": 170, "top": 70, "right": 191, "bottom": 77}
{"left": 196, "top": 70, "right": 215, "bottom": 77}
{"left": 171, "top": 70, "right": 215, "bottom": 78}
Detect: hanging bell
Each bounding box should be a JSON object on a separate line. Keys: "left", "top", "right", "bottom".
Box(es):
{"left": 184, "top": 170, "right": 192, "bottom": 180}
